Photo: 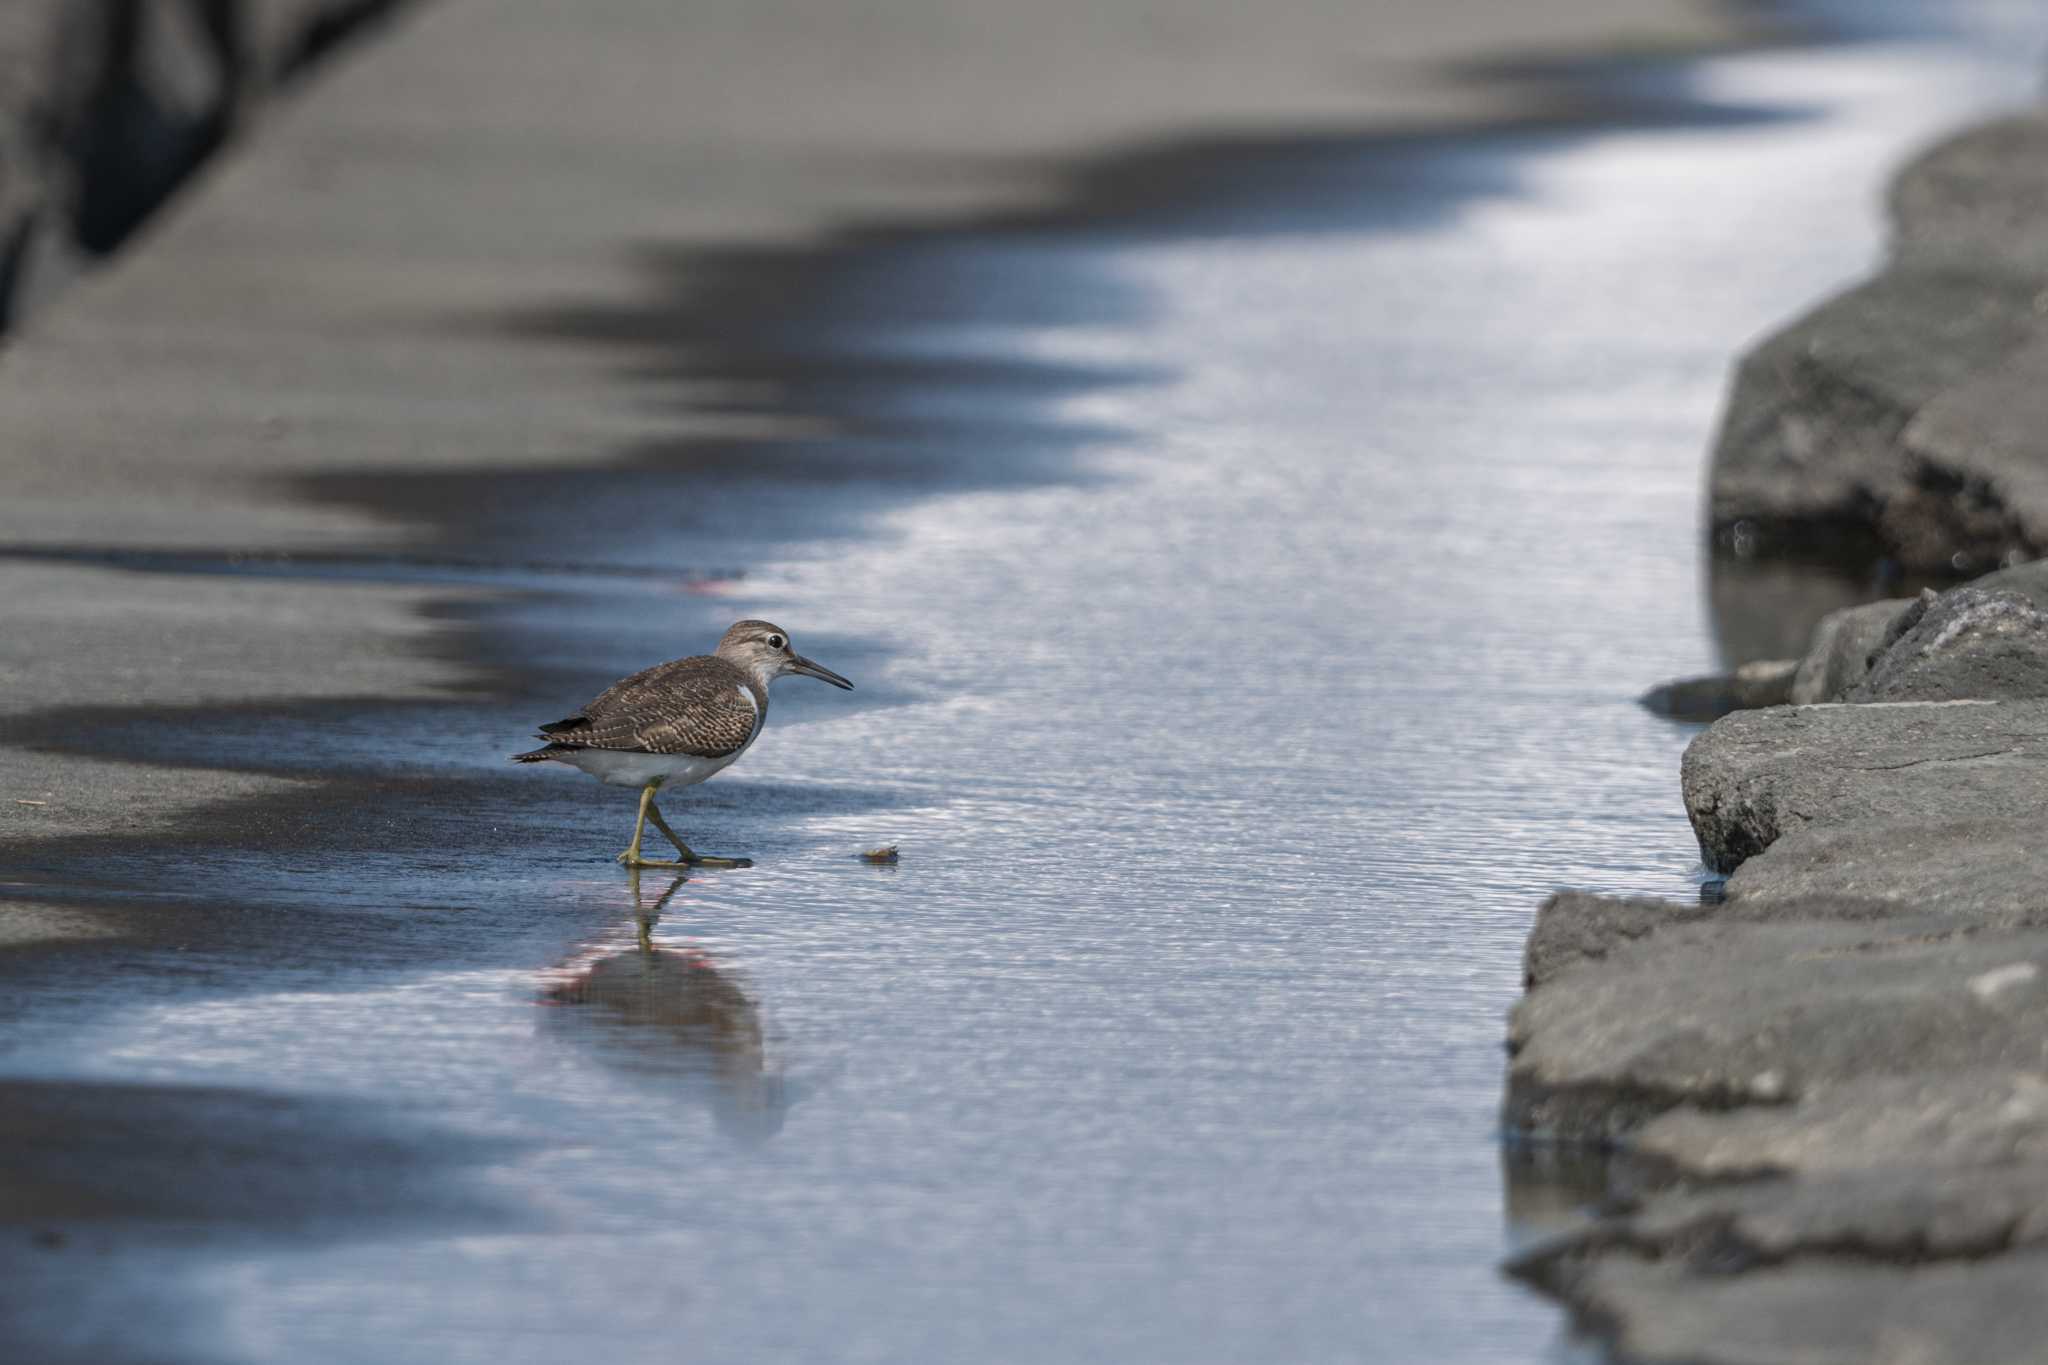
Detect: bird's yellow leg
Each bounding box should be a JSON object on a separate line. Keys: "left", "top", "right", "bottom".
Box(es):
{"left": 618, "top": 784, "right": 686, "bottom": 869}
{"left": 645, "top": 798, "right": 751, "bottom": 869}
{"left": 642, "top": 800, "right": 696, "bottom": 859}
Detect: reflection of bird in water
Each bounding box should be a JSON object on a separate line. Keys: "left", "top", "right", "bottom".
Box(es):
{"left": 539, "top": 873, "right": 788, "bottom": 1142}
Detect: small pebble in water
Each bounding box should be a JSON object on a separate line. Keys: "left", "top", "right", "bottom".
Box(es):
{"left": 859, "top": 845, "right": 900, "bottom": 863}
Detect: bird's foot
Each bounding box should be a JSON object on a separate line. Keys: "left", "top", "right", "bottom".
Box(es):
{"left": 617, "top": 851, "right": 750, "bottom": 870}
{"left": 618, "top": 851, "right": 681, "bottom": 869}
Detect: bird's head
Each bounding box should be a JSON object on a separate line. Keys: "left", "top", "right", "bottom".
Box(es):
{"left": 715, "top": 619, "right": 854, "bottom": 691}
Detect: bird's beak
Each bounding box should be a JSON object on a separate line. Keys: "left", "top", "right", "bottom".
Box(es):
{"left": 789, "top": 654, "right": 854, "bottom": 689}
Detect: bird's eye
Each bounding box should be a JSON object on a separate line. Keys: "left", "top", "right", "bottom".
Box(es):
{"left": 767, "top": 634, "right": 785, "bottom": 649}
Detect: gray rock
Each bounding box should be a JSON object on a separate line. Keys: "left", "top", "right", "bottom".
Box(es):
{"left": 1849, "top": 586, "right": 2048, "bottom": 701}
{"left": 1510, "top": 900, "right": 2048, "bottom": 1363}
{"left": 1505, "top": 914, "right": 2048, "bottom": 1144}
{"left": 1515, "top": 1163, "right": 2048, "bottom": 1289}
{"left": 1536, "top": 1246, "right": 2048, "bottom": 1365}
{"left": 1629, "top": 1163, "right": 2048, "bottom": 1259}
{"left": 1893, "top": 111, "right": 2048, "bottom": 277}
{"left": 1778, "top": 570, "right": 2048, "bottom": 708}
{"left": 1971, "top": 556, "right": 2048, "bottom": 609}
{"left": 1710, "top": 106, "right": 2048, "bottom": 572}
{"left": 1524, "top": 680, "right": 2048, "bottom": 1362}
{"left": 1903, "top": 336, "right": 2048, "bottom": 562}
{"left": 1787, "top": 596, "right": 1912, "bottom": 703}
{"left": 1708, "top": 270, "right": 2044, "bottom": 568}
{"left": 1679, "top": 699, "right": 2048, "bottom": 873}
{"left": 1635, "top": 1069, "right": 2048, "bottom": 1180}
{"left": 1531, "top": 105, "right": 2048, "bottom": 1364}
{"left": 1723, "top": 816, "right": 2048, "bottom": 921}
{"left": 1511, "top": 1166, "right": 2048, "bottom": 1365}
{"left": 1523, "top": 889, "right": 1907, "bottom": 989}
{"left": 1522, "top": 892, "right": 1707, "bottom": 988}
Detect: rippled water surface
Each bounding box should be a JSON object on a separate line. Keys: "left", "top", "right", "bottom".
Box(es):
{"left": 6, "top": 10, "right": 2044, "bottom": 1364}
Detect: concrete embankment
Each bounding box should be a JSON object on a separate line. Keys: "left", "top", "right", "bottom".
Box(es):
{"left": 1510, "top": 104, "right": 2048, "bottom": 1365}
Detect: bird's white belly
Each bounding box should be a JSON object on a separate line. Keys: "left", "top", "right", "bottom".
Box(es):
{"left": 559, "top": 748, "right": 738, "bottom": 789}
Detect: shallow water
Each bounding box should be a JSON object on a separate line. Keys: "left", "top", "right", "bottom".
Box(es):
{"left": 5, "top": 8, "right": 2045, "bottom": 1364}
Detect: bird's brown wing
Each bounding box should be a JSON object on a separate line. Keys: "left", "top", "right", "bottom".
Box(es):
{"left": 538, "top": 656, "right": 759, "bottom": 758}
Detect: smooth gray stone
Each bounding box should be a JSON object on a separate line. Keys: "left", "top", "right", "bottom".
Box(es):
{"left": 1787, "top": 595, "right": 1912, "bottom": 703}
{"left": 1849, "top": 586, "right": 2048, "bottom": 701}
{"left": 1522, "top": 893, "right": 1706, "bottom": 988}
{"left": 1635, "top": 1069, "right": 2048, "bottom": 1180}
{"left": 1680, "top": 699, "right": 2048, "bottom": 873}
{"left": 1523, "top": 890, "right": 1907, "bottom": 990}
{"left": 1893, "top": 111, "right": 2048, "bottom": 277}
{"left": 1505, "top": 915, "right": 2048, "bottom": 1144}
{"left": 1724, "top": 816, "right": 2048, "bottom": 921}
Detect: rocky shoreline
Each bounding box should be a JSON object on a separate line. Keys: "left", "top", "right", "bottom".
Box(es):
{"left": 1507, "top": 101, "right": 2048, "bottom": 1365}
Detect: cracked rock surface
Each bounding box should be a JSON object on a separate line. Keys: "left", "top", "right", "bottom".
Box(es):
{"left": 1849, "top": 586, "right": 2048, "bottom": 701}
{"left": 1680, "top": 698, "right": 2048, "bottom": 873}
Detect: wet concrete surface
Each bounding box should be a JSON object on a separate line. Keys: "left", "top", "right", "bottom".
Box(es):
{"left": 4, "top": 3, "right": 2044, "bottom": 1363}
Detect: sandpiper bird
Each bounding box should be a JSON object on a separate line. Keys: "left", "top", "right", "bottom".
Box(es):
{"left": 514, "top": 620, "right": 852, "bottom": 868}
